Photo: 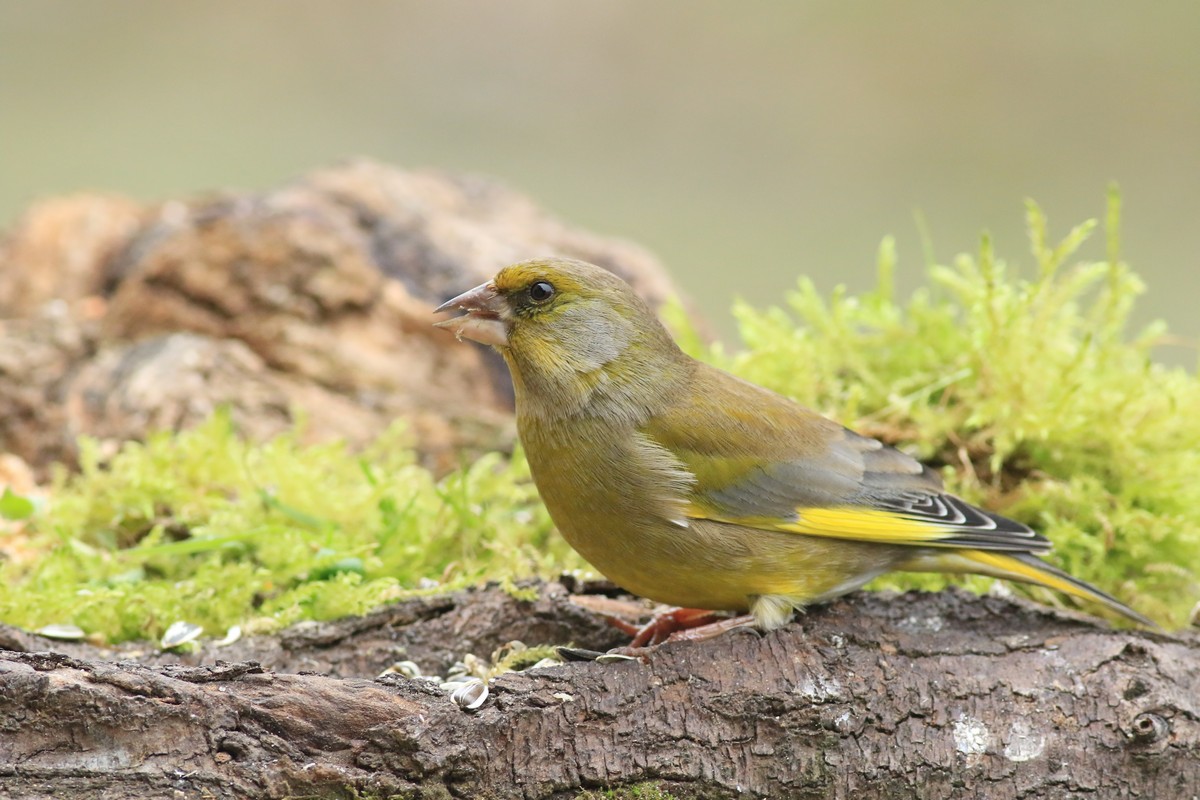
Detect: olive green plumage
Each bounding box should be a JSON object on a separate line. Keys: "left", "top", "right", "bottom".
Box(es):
{"left": 435, "top": 258, "right": 1151, "bottom": 629}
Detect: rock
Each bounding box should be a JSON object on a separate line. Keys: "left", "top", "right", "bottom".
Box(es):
{"left": 0, "top": 194, "right": 144, "bottom": 316}
{"left": 0, "top": 161, "right": 690, "bottom": 475}
{"left": 0, "top": 306, "right": 94, "bottom": 472}
{"left": 62, "top": 333, "right": 296, "bottom": 451}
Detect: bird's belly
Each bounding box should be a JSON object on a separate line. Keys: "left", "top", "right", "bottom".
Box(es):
{"left": 558, "top": 515, "right": 906, "bottom": 612}
{"left": 522, "top": 423, "right": 905, "bottom": 612}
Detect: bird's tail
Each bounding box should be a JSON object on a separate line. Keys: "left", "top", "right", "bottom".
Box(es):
{"left": 903, "top": 548, "right": 1156, "bottom": 628}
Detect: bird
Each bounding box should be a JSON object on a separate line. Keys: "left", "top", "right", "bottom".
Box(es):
{"left": 434, "top": 257, "right": 1153, "bottom": 642}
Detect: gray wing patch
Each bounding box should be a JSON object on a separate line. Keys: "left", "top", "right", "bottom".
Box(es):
{"left": 704, "top": 459, "right": 861, "bottom": 521}
{"left": 699, "top": 426, "right": 1050, "bottom": 553}
{"left": 847, "top": 429, "right": 944, "bottom": 496}
{"left": 701, "top": 427, "right": 931, "bottom": 520}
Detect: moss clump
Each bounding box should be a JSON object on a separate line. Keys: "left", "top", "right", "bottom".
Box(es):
{"left": 672, "top": 192, "right": 1198, "bottom": 626}
{"left": 0, "top": 415, "right": 582, "bottom": 643}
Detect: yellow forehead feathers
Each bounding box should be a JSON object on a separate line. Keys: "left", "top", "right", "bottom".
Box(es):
{"left": 494, "top": 262, "right": 585, "bottom": 298}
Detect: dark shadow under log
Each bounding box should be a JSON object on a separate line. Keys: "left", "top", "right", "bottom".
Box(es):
{"left": 1, "top": 584, "right": 1196, "bottom": 799}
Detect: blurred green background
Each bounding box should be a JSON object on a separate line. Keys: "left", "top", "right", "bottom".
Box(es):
{"left": 2, "top": 1, "right": 1197, "bottom": 363}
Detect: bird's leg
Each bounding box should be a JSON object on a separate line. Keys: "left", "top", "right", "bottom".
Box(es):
{"left": 559, "top": 610, "right": 762, "bottom": 664}
{"left": 663, "top": 613, "right": 758, "bottom": 642}
{"left": 607, "top": 607, "right": 739, "bottom": 647}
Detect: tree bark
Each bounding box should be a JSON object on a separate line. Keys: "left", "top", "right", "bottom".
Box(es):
{"left": 0, "top": 583, "right": 1196, "bottom": 800}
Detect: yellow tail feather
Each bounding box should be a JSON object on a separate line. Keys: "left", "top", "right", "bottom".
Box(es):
{"left": 903, "top": 549, "right": 1155, "bottom": 627}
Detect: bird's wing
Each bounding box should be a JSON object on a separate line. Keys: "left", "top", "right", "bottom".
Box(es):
{"left": 645, "top": 364, "right": 1049, "bottom": 553}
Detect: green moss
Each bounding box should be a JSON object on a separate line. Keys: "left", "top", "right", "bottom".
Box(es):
{"left": 2, "top": 194, "right": 1193, "bottom": 640}
{"left": 677, "top": 192, "right": 1198, "bottom": 627}
{"left": 0, "top": 414, "right": 583, "bottom": 643}
{"left": 0, "top": 487, "right": 35, "bottom": 520}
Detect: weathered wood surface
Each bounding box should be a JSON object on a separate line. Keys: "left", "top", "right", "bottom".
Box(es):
{"left": 1, "top": 584, "right": 1196, "bottom": 799}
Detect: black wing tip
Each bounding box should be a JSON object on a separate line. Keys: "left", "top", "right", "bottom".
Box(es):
{"left": 885, "top": 492, "right": 1052, "bottom": 552}
{"left": 946, "top": 494, "right": 1036, "bottom": 533}
{"left": 943, "top": 495, "right": 1053, "bottom": 552}
{"left": 941, "top": 536, "right": 1053, "bottom": 553}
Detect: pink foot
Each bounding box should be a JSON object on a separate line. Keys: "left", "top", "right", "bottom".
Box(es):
{"left": 608, "top": 607, "right": 752, "bottom": 647}
{"left": 663, "top": 613, "right": 757, "bottom": 643}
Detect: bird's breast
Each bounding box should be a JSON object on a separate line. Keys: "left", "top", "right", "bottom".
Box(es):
{"left": 519, "top": 417, "right": 691, "bottom": 587}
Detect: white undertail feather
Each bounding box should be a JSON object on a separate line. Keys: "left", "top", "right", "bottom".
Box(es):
{"left": 751, "top": 594, "right": 801, "bottom": 630}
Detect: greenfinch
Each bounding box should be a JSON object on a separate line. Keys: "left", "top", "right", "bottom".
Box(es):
{"left": 435, "top": 257, "right": 1152, "bottom": 636}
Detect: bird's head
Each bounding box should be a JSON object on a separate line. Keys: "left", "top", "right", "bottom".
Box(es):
{"left": 435, "top": 258, "right": 685, "bottom": 419}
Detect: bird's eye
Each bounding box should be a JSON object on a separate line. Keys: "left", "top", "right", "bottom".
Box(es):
{"left": 528, "top": 281, "right": 555, "bottom": 303}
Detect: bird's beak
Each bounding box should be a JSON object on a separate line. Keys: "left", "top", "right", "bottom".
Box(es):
{"left": 433, "top": 281, "right": 510, "bottom": 347}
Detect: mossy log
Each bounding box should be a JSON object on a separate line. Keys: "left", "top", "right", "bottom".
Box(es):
{"left": 1, "top": 583, "right": 1196, "bottom": 799}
